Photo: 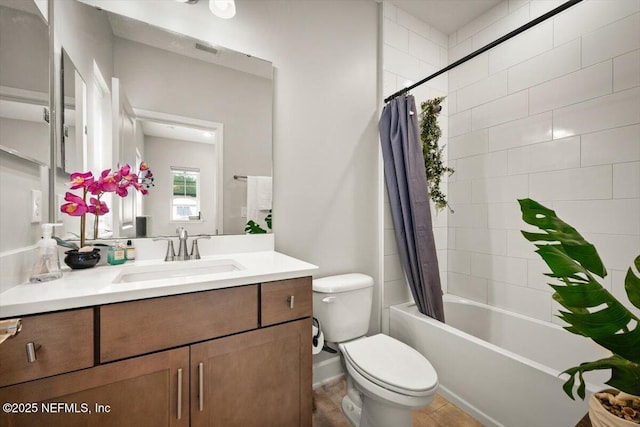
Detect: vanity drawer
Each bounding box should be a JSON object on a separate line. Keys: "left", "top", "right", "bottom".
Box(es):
{"left": 261, "top": 277, "right": 312, "bottom": 326}
{"left": 99, "top": 285, "right": 258, "bottom": 362}
{"left": 0, "top": 309, "right": 94, "bottom": 387}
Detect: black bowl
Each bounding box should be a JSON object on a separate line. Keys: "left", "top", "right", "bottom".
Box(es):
{"left": 64, "top": 248, "right": 101, "bottom": 269}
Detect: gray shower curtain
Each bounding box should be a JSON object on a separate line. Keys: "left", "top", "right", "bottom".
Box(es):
{"left": 379, "top": 95, "right": 445, "bottom": 322}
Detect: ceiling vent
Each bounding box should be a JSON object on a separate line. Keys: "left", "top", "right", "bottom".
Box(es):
{"left": 195, "top": 42, "right": 219, "bottom": 55}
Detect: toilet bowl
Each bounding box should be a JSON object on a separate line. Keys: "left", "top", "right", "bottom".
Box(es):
{"left": 313, "top": 274, "right": 438, "bottom": 427}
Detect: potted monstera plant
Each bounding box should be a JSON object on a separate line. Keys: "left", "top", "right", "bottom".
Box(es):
{"left": 519, "top": 199, "right": 640, "bottom": 426}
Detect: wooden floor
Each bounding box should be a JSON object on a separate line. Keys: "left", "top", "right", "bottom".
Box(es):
{"left": 313, "top": 377, "right": 483, "bottom": 427}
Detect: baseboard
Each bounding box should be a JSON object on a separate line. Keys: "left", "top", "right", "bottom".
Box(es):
{"left": 312, "top": 353, "right": 344, "bottom": 389}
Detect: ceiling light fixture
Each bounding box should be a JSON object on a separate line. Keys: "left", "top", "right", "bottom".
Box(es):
{"left": 209, "top": 0, "right": 236, "bottom": 19}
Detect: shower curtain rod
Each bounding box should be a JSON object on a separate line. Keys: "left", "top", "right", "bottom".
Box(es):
{"left": 383, "top": 0, "right": 583, "bottom": 104}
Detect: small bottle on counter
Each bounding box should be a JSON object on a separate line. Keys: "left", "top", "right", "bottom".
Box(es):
{"left": 126, "top": 239, "right": 136, "bottom": 260}
{"left": 108, "top": 241, "right": 127, "bottom": 265}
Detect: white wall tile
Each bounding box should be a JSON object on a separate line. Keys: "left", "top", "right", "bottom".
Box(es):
{"left": 487, "top": 201, "right": 526, "bottom": 230}
{"left": 384, "top": 253, "right": 404, "bottom": 282}
{"left": 456, "top": 151, "right": 508, "bottom": 180}
{"left": 529, "top": 61, "right": 612, "bottom": 115}
{"left": 471, "top": 253, "right": 528, "bottom": 285}
{"left": 581, "top": 125, "right": 640, "bottom": 166}
{"left": 448, "top": 249, "right": 472, "bottom": 275}
{"left": 582, "top": 12, "right": 640, "bottom": 67}
{"left": 448, "top": 271, "right": 488, "bottom": 303}
{"left": 384, "top": 18, "right": 409, "bottom": 52}
{"left": 613, "top": 161, "right": 640, "bottom": 199}
{"left": 553, "top": 0, "right": 640, "bottom": 47}
{"left": 489, "top": 21, "right": 553, "bottom": 74}
{"left": 508, "top": 39, "right": 581, "bottom": 94}
{"left": 472, "top": 90, "right": 529, "bottom": 130}
{"left": 506, "top": 229, "right": 538, "bottom": 259}
{"left": 409, "top": 32, "right": 441, "bottom": 67}
{"left": 488, "top": 112, "right": 553, "bottom": 152}
{"left": 530, "top": 0, "right": 564, "bottom": 19}
{"left": 586, "top": 232, "right": 640, "bottom": 271}
{"left": 509, "top": 0, "right": 529, "bottom": 13}
{"left": 457, "top": 71, "right": 508, "bottom": 111}
{"left": 449, "top": 109, "right": 473, "bottom": 137}
{"left": 472, "top": 2, "right": 530, "bottom": 50}
{"left": 396, "top": 7, "right": 430, "bottom": 39}
{"left": 448, "top": 203, "right": 489, "bottom": 229}
{"left": 383, "top": 44, "right": 421, "bottom": 81}
{"left": 553, "top": 87, "right": 640, "bottom": 138}
{"left": 507, "top": 136, "right": 581, "bottom": 175}
{"left": 457, "top": 1, "right": 509, "bottom": 44}
{"left": 614, "top": 49, "right": 640, "bottom": 92}
{"left": 448, "top": 129, "right": 488, "bottom": 159}
{"left": 488, "top": 280, "right": 552, "bottom": 322}
{"left": 449, "top": 55, "right": 489, "bottom": 92}
{"left": 382, "top": 1, "right": 397, "bottom": 21}
{"left": 384, "top": 227, "right": 398, "bottom": 256}
{"left": 527, "top": 258, "right": 556, "bottom": 292}
{"left": 529, "top": 165, "right": 612, "bottom": 201}
{"left": 384, "top": 278, "right": 411, "bottom": 307}
{"left": 433, "top": 226, "right": 448, "bottom": 250}
{"left": 553, "top": 198, "right": 640, "bottom": 235}
{"left": 431, "top": 27, "right": 449, "bottom": 48}
{"left": 455, "top": 227, "right": 507, "bottom": 255}
{"left": 472, "top": 173, "right": 529, "bottom": 204}
{"left": 448, "top": 36, "right": 473, "bottom": 63}
{"left": 447, "top": 180, "right": 473, "bottom": 205}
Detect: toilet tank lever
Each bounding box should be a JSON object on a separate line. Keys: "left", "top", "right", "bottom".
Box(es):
{"left": 322, "top": 296, "right": 336, "bottom": 304}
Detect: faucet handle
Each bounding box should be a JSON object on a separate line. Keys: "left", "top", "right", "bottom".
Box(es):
{"left": 176, "top": 227, "right": 188, "bottom": 239}
{"left": 190, "top": 236, "right": 211, "bottom": 260}
{"left": 153, "top": 237, "right": 176, "bottom": 262}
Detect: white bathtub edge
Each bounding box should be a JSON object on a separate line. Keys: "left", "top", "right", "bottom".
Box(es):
{"left": 437, "top": 384, "right": 504, "bottom": 427}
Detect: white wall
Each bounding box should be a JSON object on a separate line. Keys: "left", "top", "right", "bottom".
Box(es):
{"left": 380, "top": 2, "right": 450, "bottom": 330}
{"left": 446, "top": 0, "right": 640, "bottom": 322}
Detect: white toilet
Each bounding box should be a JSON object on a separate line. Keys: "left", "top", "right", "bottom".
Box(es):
{"left": 313, "top": 273, "right": 438, "bottom": 427}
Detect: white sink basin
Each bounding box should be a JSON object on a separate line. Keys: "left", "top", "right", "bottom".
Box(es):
{"left": 113, "top": 259, "right": 243, "bottom": 284}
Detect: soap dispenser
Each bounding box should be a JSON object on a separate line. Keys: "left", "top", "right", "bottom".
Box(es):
{"left": 29, "top": 223, "right": 63, "bottom": 283}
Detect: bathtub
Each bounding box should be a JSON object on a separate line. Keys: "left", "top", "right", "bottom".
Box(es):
{"left": 389, "top": 295, "right": 610, "bottom": 427}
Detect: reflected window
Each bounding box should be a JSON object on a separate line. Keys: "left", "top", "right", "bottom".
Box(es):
{"left": 171, "top": 167, "right": 200, "bottom": 221}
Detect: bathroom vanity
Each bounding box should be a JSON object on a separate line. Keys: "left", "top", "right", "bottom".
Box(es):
{"left": 0, "top": 250, "right": 317, "bottom": 427}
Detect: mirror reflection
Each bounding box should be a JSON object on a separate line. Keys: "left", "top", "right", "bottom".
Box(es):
{"left": 0, "top": 0, "right": 49, "bottom": 166}
{"left": 60, "top": 48, "right": 87, "bottom": 174}
{"left": 54, "top": 0, "right": 273, "bottom": 240}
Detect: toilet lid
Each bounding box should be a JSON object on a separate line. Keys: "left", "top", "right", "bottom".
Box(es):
{"left": 341, "top": 334, "right": 437, "bottom": 396}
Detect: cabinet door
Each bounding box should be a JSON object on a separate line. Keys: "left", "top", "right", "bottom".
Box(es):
{"left": 0, "top": 347, "right": 189, "bottom": 427}
{"left": 191, "top": 318, "right": 312, "bottom": 427}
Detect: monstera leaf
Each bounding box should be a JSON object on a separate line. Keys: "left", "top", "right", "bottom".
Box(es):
{"left": 519, "top": 198, "right": 640, "bottom": 399}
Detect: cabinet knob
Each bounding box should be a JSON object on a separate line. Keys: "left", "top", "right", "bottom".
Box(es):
{"left": 287, "top": 295, "right": 295, "bottom": 309}
{"left": 26, "top": 342, "right": 41, "bottom": 363}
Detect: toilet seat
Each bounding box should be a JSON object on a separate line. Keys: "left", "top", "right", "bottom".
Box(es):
{"left": 340, "top": 334, "right": 438, "bottom": 397}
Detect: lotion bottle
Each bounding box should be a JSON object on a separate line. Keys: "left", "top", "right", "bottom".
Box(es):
{"left": 29, "top": 223, "right": 63, "bottom": 283}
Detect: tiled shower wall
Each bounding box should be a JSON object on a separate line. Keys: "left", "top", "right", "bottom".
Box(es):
{"left": 446, "top": 0, "right": 640, "bottom": 322}
{"left": 381, "top": 2, "right": 450, "bottom": 330}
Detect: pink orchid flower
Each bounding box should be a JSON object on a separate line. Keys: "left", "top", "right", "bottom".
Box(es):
{"left": 87, "top": 197, "right": 109, "bottom": 216}
{"left": 68, "top": 171, "right": 94, "bottom": 189}
{"left": 60, "top": 192, "right": 88, "bottom": 216}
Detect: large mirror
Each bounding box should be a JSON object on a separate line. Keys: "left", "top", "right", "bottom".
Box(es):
{"left": 53, "top": 0, "right": 273, "bottom": 240}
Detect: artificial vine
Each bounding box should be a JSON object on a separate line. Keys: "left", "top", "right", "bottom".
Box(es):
{"left": 419, "top": 96, "right": 454, "bottom": 212}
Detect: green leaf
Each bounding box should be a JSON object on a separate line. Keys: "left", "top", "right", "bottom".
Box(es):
{"left": 520, "top": 198, "right": 640, "bottom": 397}
{"left": 244, "top": 220, "right": 266, "bottom": 234}
{"left": 625, "top": 255, "right": 640, "bottom": 310}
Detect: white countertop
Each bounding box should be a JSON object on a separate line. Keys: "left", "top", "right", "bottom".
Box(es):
{"left": 0, "top": 251, "right": 318, "bottom": 317}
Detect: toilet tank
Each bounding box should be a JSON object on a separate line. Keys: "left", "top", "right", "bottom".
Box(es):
{"left": 312, "top": 273, "right": 374, "bottom": 343}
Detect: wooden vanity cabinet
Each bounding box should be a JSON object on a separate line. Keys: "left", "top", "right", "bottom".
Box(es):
{"left": 0, "top": 276, "right": 313, "bottom": 427}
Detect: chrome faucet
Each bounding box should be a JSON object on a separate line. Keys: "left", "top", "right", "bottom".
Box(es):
{"left": 175, "top": 227, "right": 190, "bottom": 261}
{"left": 153, "top": 237, "right": 176, "bottom": 261}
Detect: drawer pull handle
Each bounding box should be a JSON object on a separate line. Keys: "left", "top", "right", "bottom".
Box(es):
{"left": 288, "top": 295, "right": 295, "bottom": 309}
{"left": 177, "top": 368, "right": 183, "bottom": 420}
{"left": 26, "top": 342, "right": 41, "bottom": 363}
{"left": 198, "top": 362, "right": 204, "bottom": 411}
